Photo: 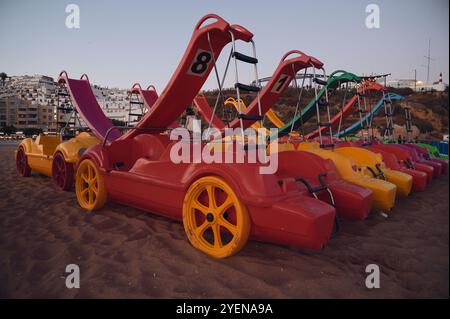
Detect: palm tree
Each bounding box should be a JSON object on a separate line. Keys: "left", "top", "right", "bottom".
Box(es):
{"left": 0, "top": 72, "right": 7, "bottom": 86}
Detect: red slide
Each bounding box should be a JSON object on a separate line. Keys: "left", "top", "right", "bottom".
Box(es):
{"left": 129, "top": 83, "right": 178, "bottom": 129}
{"left": 195, "top": 94, "right": 227, "bottom": 129}
{"left": 129, "top": 83, "right": 159, "bottom": 110}
{"left": 306, "top": 81, "right": 387, "bottom": 139}
{"left": 58, "top": 72, "right": 122, "bottom": 142}
{"left": 71, "top": 14, "right": 340, "bottom": 258}
{"left": 194, "top": 50, "right": 322, "bottom": 130}
{"left": 121, "top": 14, "right": 255, "bottom": 140}
{"left": 195, "top": 50, "right": 373, "bottom": 221}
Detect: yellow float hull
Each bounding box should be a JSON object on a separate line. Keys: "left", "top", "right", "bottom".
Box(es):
{"left": 302, "top": 146, "right": 397, "bottom": 212}
{"left": 15, "top": 132, "right": 99, "bottom": 176}
{"left": 333, "top": 147, "right": 412, "bottom": 197}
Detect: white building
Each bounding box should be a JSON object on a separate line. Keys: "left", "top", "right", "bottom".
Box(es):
{"left": 92, "top": 85, "right": 142, "bottom": 123}
{"left": 385, "top": 73, "right": 447, "bottom": 92}
{"left": 1, "top": 75, "right": 144, "bottom": 129}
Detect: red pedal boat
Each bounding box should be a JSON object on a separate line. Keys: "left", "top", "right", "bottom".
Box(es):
{"left": 72, "top": 15, "right": 337, "bottom": 258}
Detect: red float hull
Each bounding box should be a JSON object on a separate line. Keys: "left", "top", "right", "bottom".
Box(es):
{"left": 405, "top": 144, "right": 448, "bottom": 174}
{"left": 366, "top": 146, "right": 427, "bottom": 192}
{"left": 369, "top": 144, "right": 435, "bottom": 182}
{"left": 80, "top": 134, "right": 337, "bottom": 250}
{"left": 276, "top": 151, "right": 373, "bottom": 221}
{"left": 397, "top": 145, "right": 442, "bottom": 177}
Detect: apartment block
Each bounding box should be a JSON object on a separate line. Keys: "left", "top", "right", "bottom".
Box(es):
{"left": 0, "top": 74, "right": 142, "bottom": 131}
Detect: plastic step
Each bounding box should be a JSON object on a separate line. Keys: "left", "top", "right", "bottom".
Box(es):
{"left": 238, "top": 114, "right": 264, "bottom": 121}
{"left": 232, "top": 52, "right": 258, "bottom": 64}
{"left": 242, "top": 144, "right": 268, "bottom": 151}
{"left": 235, "top": 83, "right": 261, "bottom": 93}
{"left": 313, "top": 78, "right": 328, "bottom": 86}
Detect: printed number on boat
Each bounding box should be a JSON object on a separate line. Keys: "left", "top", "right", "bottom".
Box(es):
{"left": 271, "top": 74, "right": 291, "bottom": 93}
{"left": 188, "top": 49, "right": 213, "bottom": 77}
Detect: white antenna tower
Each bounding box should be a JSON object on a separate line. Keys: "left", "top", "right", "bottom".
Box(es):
{"left": 424, "top": 39, "right": 435, "bottom": 83}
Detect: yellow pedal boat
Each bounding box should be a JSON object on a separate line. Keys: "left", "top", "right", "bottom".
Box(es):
{"left": 333, "top": 147, "right": 413, "bottom": 197}
{"left": 15, "top": 132, "right": 99, "bottom": 190}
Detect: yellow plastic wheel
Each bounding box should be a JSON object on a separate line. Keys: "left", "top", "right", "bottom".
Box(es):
{"left": 183, "top": 176, "right": 250, "bottom": 258}
{"left": 75, "top": 159, "right": 107, "bottom": 211}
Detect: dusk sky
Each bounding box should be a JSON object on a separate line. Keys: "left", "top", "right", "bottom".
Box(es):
{"left": 0, "top": 0, "right": 448, "bottom": 91}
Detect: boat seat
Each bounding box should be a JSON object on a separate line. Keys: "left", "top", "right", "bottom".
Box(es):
{"left": 112, "top": 161, "right": 131, "bottom": 171}
{"left": 132, "top": 134, "right": 167, "bottom": 162}
{"left": 35, "top": 134, "right": 60, "bottom": 156}
{"left": 106, "top": 134, "right": 169, "bottom": 171}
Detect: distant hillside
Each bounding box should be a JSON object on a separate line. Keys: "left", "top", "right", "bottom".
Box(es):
{"left": 196, "top": 87, "right": 448, "bottom": 140}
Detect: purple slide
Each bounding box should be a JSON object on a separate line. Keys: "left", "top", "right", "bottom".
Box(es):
{"left": 58, "top": 72, "right": 122, "bottom": 143}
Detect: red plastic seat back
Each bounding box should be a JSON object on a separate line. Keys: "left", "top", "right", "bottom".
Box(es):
{"left": 132, "top": 134, "right": 169, "bottom": 162}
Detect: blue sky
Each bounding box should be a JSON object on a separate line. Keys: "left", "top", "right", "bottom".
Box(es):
{"left": 0, "top": 0, "right": 448, "bottom": 91}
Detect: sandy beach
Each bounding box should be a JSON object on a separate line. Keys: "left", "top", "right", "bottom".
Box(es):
{"left": 0, "top": 143, "right": 448, "bottom": 298}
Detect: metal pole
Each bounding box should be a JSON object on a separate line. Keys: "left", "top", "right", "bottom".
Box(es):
{"left": 414, "top": 69, "right": 417, "bottom": 92}
{"left": 229, "top": 31, "right": 245, "bottom": 143}
{"left": 427, "top": 39, "right": 430, "bottom": 83}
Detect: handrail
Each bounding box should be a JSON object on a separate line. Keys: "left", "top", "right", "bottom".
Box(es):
{"left": 80, "top": 74, "right": 90, "bottom": 82}
{"left": 230, "top": 24, "right": 254, "bottom": 42}
{"left": 131, "top": 83, "right": 142, "bottom": 90}
{"left": 59, "top": 126, "right": 90, "bottom": 140}
{"left": 129, "top": 83, "right": 157, "bottom": 94}
{"left": 325, "top": 70, "right": 361, "bottom": 86}
{"left": 101, "top": 126, "right": 224, "bottom": 148}
{"left": 224, "top": 97, "right": 237, "bottom": 104}
{"left": 194, "top": 14, "right": 226, "bottom": 30}
{"left": 59, "top": 70, "right": 68, "bottom": 78}
{"left": 329, "top": 70, "right": 348, "bottom": 78}
{"left": 309, "top": 56, "right": 324, "bottom": 69}
{"left": 101, "top": 126, "right": 174, "bottom": 147}
{"left": 281, "top": 50, "right": 308, "bottom": 61}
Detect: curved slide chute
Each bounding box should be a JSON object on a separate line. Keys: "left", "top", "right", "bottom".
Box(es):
{"left": 247, "top": 69, "right": 360, "bottom": 140}
{"left": 121, "top": 14, "right": 256, "bottom": 140}
{"left": 194, "top": 94, "right": 230, "bottom": 130}
{"left": 218, "top": 96, "right": 399, "bottom": 210}
{"left": 194, "top": 50, "right": 320, "bottom": 131}
{"left": 129, "top": 83, "right": 178, "bottom": 129}
{"left": 336, "top": 92, "right": 404, "bottom": 137}
{"left": 306, "top": 81, "right": 387, "bottom": 139}
{"left": 129, "top": 83, "right": 159, "bottom": 110}
{"left": 305, "top": 95, "right": 358, "bottom": 139}
{"left": 196, "top": 54, "right": 375, "bottom": 219}
{"left": 58, "top": 72, "right": 122, "bottom": 143}
{"left": 272, "top": 70, "right": 361, "bottom": 139}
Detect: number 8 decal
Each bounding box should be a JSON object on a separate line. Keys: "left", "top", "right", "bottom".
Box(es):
{"left": 188, "top": 49, "right": 213, "bottom": 77}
